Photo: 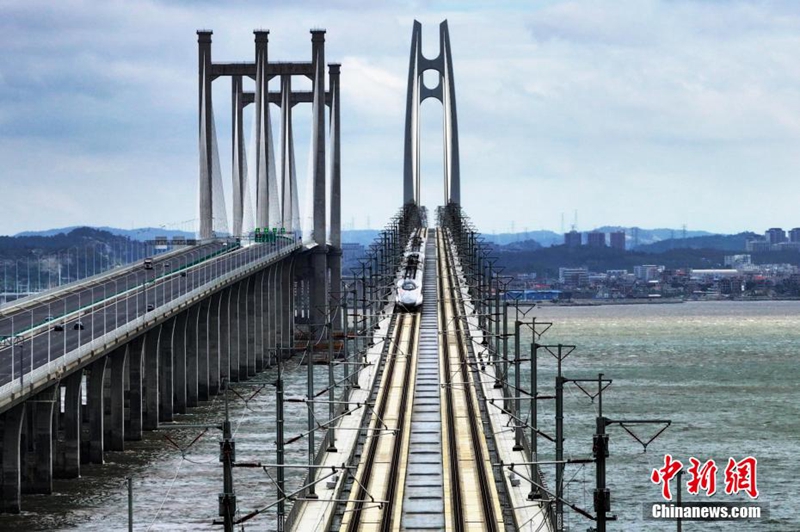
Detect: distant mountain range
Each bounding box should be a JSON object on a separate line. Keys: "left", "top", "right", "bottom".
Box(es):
{"left": 14, "top": 226, "right": 195, "bottom": 241}
{"left": 635, "top": 232, "right": 758, "bottom": 253}
{"left": 484, "top": 227, "right": 714, "bottom": 248}
{"left": 3, "top": 225, "right": 756, "bottom": 255}
{"left": 341, "top": 230, "right": 381, "bottom": 246}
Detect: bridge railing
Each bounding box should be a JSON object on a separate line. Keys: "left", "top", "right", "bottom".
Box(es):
{"left": 0, "top": 239, "right": 302, "bottom": 411}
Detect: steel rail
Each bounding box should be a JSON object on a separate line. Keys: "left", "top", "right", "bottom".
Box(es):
{"left": 440, "top": 228, "right": 500, "bottom": 531}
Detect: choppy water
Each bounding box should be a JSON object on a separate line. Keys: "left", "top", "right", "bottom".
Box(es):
{"left": 2, "top": 301, "right": 798, "bottom": 531}
{"left": 524, "top": 300, "right": 799, "bottom": 531}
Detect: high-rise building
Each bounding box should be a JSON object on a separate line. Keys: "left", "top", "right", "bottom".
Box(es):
{"left": 766, "top": 228, "right": 787, "bottom": 245}
{"left": 789, "top": 228, "right": 800, "bottom": 243}
{"left": 564, "top": 230, "right": 582, "bottom": 248}
{"left": 587, "top": 232, "right": 606, "bottom": 247}
{"left": 609, "top": 231, "right": 625, "bottom": 251}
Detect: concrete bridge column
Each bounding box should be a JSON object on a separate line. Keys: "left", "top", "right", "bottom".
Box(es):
{"left": 328, "top": 249, "right": 343, "bottom": 333}
{"left": 246, "top": 275, "right": 257, "bottom": 377}
{"left": 230, "top": 281, "right": 247, "bottom": 381}
{"left": 108, "top": 346, "right": 128, "bottom": 451}
{"left": 21, "top": 386, "right": 57, "bottom": 494}
{"left": 197, "top": 298, "right": 211, "bottom": 400}
{"left": 127, "top": 335, "right": 145, "bottom": 441}
{"left": 228, "top": 283, "right": 242, "bottom": 382}
{"left": 208, "top": 292, "right": 223, "bottom": 395}
{"left": 234, "top": 281, "right": 247, "bottom": 380}
{"left": 159, "top": 318, "right": 176, "bottom": 422}
{"left": 173, "top": 311, "right": 188, "bottom": 414}
{"left": 280, "top": 259, "right": 296, "bottom": 361}
{"left": 260, "top": 268, "right": 272, "bottom": 366}
{"left": 55, "top": 370, "right": 82, "bottom": 478}
{"left": 186, "top": 304, "right": 201, "bottom": 406}
{"left": 0, "top": 403, "right": 25, "bottom": 513}
{"left": 265, "top": 266, "right": 277, "bottom": 366}
{"left": 219, "top": 288, "right": 233, "bottom": 383}
{"left": 273, "top": 264, "right": 283, "bottom": 362}
{"left": 143, "top": 325, "right": 161, "bottom": 430}
{"left": 254, "top": 271, "right": 266, "bottom": 371}
{"left": 87, "top": 357, "right": 108, "bottom": 464}
{"left": 268, "top": 265, "right": 281, "bottom": 366}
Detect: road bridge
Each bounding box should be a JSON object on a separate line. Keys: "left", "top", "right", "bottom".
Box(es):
{"left": 0, "top": 27, "right": 342, "bottom": 516}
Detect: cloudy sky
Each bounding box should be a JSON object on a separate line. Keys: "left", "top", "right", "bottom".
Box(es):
{"left": 2, "top": 0, "right": 800, "bottom": 236}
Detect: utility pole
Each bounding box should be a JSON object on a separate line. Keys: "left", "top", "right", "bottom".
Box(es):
{"left": 127, "top": 476, "right": 133, "bottom": 532}
{"left": 276, "top": 354, "right": 286, "bottom": 531}
{"left": 219, "top": 380, "right": 236, "bottom": 532}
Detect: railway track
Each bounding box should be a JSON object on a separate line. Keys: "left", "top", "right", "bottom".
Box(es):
{"left": 437, "top": 228, "right": 504, "bottom": 531}
{"left": 339, "top": 227, "right": 505, "bottom": 531}
{"left": 341, "top": 310, "right": 419, "bottom": 531}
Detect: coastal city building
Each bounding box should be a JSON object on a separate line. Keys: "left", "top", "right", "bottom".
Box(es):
{"left": 559, "top": 267, "right": 589, "bottom": 287}
{"left": 634, "top": 264, "right": 663, "bottom": 282}
{"left": 766, "top": 227, "right": 787, "bottom": 244}
{"left": 609, "top": 231, "right": 625, "bottom": 250}
{"left": 564, "top": 230, "right": 581, "bottom": 247}
{"left": 587, "top": 232, "right": 606, "bottom": 247}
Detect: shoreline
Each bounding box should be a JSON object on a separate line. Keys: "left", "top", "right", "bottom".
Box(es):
{"left": 549, "top": 297, "right": 800, "bottom": 306}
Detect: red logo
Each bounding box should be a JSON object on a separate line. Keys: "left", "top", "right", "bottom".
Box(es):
{"left": 652, "top": 455, "right": 758, "bottom": 500}
{"left": 724, "top": 456, "right": 759, "bottom": 499}
{"left": 687, "top": 457, "right": 718, "bottom": 496}
{"left": 651, "top": 454, "right": 683, "bottom": 501}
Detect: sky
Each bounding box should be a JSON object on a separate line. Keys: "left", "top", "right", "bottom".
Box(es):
{"left": 2, "top": 0, "right": 800, "bottom": 236}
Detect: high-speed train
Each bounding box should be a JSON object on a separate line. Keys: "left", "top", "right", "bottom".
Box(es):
{"left": 395, "top": 228, "right": 427, "bottom": 311}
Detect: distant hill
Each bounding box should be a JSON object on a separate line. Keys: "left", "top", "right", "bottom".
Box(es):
{"left": 484, "top": 227, "right": 715, "bottom": 248}
{"left": 495, "top": 244, "right": 800, "bottom": 278}
{"left": 635, "top": 232, "right": 757, "bottom": 253}
{"left": 342, "top": 229, "right": 381, "bottom": 246}
{"left": 14, "top": 226, "right": 195, "bottom": 242}
{"left": 497, "top": 239, "right": 542, "bottom": 252}
{"left": 593, "top": 226, "right": 713, "bottom": 248}
{"left": 485, "top": 231, "right": 561, "bottom": 247}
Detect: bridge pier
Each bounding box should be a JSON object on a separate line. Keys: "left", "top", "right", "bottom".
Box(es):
{"left": 55, "top": 371, "right": 82, "bottom": 477}
{"left": 143, "top": 326, "right": 160, "bottom": 430}
{"left": 108, "top": 346, "right": 128, "bottom": 451}
{"left": 173, "top": 312, "right": 188, "bottom": 414}
{"left": 246, "top": 275, "right": 258, "bottom": 377}
{"left": 227, "top": 283, "right": 240, "bottom": 382}
{"left": 220, "top": 288, "right": 235, "bottom": 383}
{"left": 197, "top": 297, "right": 211, "bottom": 400}
{"left": 21, "top": 386, "right": 56, "bottom": 495}
{"left": 328, "top": 249, "right": 343, "bottom": 332}
{"left": 281, "top": 260, "right": 294, "bottom": 360}
{"left": 127, "top": 336, "right": 144, "bottom": 441}
{"left": 158, "top": 318, "right": 176, "bottom": 422}
{"left": 266, "top": 265, "right": 278, "bottom": 366}
{"left": 208, "top": 291, "right": 223, "bottom": 394}
{"left": 0, "top": 403, "right": 25, "bottom": 513}
{"left": 87, "top": 357, "right": 108, "bottom": 464}
{"left": 186, "top": 304, "right": 201, "bottom": 407}
{"left": 235, "top": 281, "right": 249, "bottom": 379}
{"left": 254, "top": 271, "right": 266, "bottom": 371}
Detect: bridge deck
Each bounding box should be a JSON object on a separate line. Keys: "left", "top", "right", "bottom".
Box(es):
{"left": 0, "top": 239, "right": 300, "bottom": 412}
{"left": 400, "top": 231, "right": 445, "bottom": 530}
{"left": 332, "top": 228, "right": 516, "bottom": 531}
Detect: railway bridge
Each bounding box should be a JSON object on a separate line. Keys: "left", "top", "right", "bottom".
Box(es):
{"left": 0, "top": 20, "right": 651, "bottom": 532}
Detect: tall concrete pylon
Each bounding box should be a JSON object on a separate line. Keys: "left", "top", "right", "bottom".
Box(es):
{"left": 198, "top": 30, "right": 214, "bottom": 240}
{"left": 403, "top": 20, "right": 461, "bottom": 207}
{"left": 254, "top": 30, "right": 272, "bottom": 230}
